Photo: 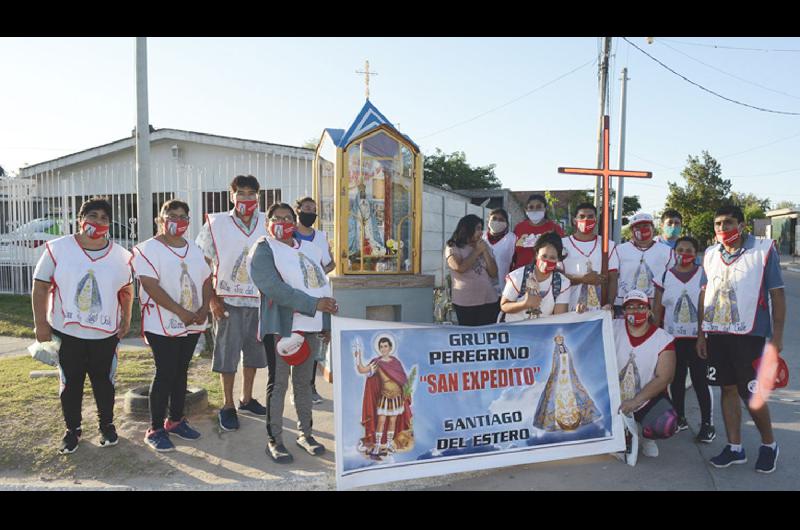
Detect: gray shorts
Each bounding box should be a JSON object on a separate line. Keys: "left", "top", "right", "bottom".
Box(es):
{"left": 212, "top": 303, "right": 267, "bottom": 373}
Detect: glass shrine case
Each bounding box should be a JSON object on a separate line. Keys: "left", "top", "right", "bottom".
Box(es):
{"left": 314, "top": 101, "right": 423, "bottom": 276}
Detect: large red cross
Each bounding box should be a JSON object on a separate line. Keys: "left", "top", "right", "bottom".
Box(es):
{"left": 558, "top": 115, "right": 652, "bottom": 305}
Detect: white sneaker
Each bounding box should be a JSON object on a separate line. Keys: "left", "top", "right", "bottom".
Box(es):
{"left": 641, "top": 438, "right": 659, "bottom": 457}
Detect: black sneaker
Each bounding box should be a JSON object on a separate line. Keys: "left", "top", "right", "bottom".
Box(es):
{"left": 676, "top": 417, "right": 689, "bottom": 432}
{"left": 59, "top": 428, "right": 81, "bottom": 455}
{"left": 755, "top": 444, "right": 779, "bottom": 474}
{"left": 218, "top": 407, "right": 240, "bottom": 431}
{"left": 311, "top": 390, "right": 324, "bottom": 405}
{"left": 296, "top": 434, "right": 325, "bottom": 456}
{"left": 696, "top": 423, "right": 716, "bottom": 444}
{"left": 266, "top": 439, "right": 294, "bottom": 463}
{"left": 238, "top": 398, "right": 267, "bottom": 416}
{"left": 99, "top": 423, "right": 119, "bottom": 447}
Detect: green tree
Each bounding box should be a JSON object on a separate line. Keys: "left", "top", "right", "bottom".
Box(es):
{"left": 774, "top": 200, "right": 797, "bottom": 210}
{"left": 302, "top": 137, "right": 319, "bottom": 150}
{"left": 665, "top": 151, "right": 732, "bottom": 247}
{"left": 423, "top": 149, "right": 501, "bottom": 190}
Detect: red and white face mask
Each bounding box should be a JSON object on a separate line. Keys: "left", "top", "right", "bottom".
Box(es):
{"left": 632, "top": 223, "right": 653, "bottom": 242}
{"left": 626, "top": 310, "right": 649, "bottom": 327}
{"left": 537, "top": 258, "right": 558, "bottom": 274}
{"left": 235, "top": 199, "right": 258, "bottom": 217}
{"left": 166, "top": 218, "right": 189, "bottom": 237}
{"left": 81, "top": 221, "right": 109, "bottom": 240}
{"left": 716, "top": 227, "right": 741, "bottom": 246}
{"left": 677, "top": 253, "right": 695, "bottom": 267}
{"left": 576, "top": 219, "right": 597, "bottom": 234}
{"left": 269, "top": 221, "right": 295, "bottom": 239}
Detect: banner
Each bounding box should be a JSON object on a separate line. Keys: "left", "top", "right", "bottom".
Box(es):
{"left": 333, "top": 310, "right": 625, "bottom": 489}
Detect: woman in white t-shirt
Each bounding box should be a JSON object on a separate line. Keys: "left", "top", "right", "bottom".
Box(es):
{"left": 31, "top": 197, "right": 134, "bottom": 455}
{"left": 131, "top": 199, "right": 213, "bottom": 453}
{"left": 501, "top": 232, "right": 572, "bottom": 321}
{"left": 482, "top": 207, "right": 517, "bottom": 298}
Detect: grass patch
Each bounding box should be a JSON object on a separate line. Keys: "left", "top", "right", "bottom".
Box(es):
{"left": 0, "top": 294, "right": 35, "bottom": 338}
{"left": 0, "top": 294, "right": 142, "bottom": 339}
{"left": 0, "top": 347, "right": 220, "bottom": 479}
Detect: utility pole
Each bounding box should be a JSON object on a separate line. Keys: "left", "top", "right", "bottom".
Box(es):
{"left": 595, "top": 37, "right": 612, "bottom": 210}
{"left": 135, "top": 37, "right": 153, "bottom": 241}
{"left": 613, "top": 67, "right": 629, "bottom": 244}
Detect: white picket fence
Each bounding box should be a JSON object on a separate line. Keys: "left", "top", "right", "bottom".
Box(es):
{"left": 0, "top": 157, "right": 485, "bottom": 295}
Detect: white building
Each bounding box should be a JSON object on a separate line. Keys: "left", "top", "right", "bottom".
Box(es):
{"left": 1, "top": 127, "right": 486, "bottom": 293}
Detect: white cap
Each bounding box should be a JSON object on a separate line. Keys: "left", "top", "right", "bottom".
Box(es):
{"left": 623, "top": 289, "right": 650, "bottom": 306}
{"left": 629, "top": 212, "right": 654, "bottom": 226}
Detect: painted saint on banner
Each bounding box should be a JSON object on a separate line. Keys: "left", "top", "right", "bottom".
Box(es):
{"left": 704, "top": 269, "right": 740, "bottom": 326}
{"left": 354, "top": 334, "right": 416, "bottom": 459}
{"left": 533, "top": 335, "right": 602, "bottom": 431}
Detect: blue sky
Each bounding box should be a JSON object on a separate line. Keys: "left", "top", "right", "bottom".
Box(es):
{"left": 2, "top": 37, "right": 800, "bottom": 214}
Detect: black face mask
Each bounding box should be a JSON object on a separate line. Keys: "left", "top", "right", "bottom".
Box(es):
{"left": 298, "top": 212, "right": 317, "bottom": 228}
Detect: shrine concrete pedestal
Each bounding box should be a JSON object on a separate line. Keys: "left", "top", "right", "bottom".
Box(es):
{"left": 320, "top": 273, "right": 435, "bottom": 382}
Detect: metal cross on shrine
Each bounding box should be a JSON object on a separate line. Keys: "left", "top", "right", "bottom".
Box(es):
{"left": 356, "top": 60, "right": 378, "bottom": 100}
{"left": 558, "top": 115, "right": 652, "bottom": 305}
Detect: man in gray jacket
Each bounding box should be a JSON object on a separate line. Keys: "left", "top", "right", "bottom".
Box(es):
{"left": 249, "top": 203, "right": 339, "bottom": 463}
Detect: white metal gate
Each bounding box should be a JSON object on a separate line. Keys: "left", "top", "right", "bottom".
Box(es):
{"left": 0, "top": 153, "right": 313, "bottom": 294}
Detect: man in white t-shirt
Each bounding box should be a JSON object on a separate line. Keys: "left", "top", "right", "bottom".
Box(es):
{"left": 561, "top": 202, "right": 618, "bottom": 312}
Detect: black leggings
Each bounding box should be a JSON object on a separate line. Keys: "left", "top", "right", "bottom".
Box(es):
{"left": 669, "top": 338, "right": 712, "bottom": 424}
{"left": 54, "top": 330, "right": 119, "bottom": 432}
{"left": 454, "top": 300, "right": 501, "bottom": 326}
{"left": 146, "top": 332, "right": 200, "bottom": 431}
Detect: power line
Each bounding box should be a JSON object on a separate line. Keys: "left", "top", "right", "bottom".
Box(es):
{"left": 622, "top": 37, "right": 800, "bottom": 116}
{"left": 419, "top": 57, "right": 597, "bottom": 140}
{"left": 659, "top": 41, "right": 800, "bottom": 101}
{"left": 658, "top": 37, "right": 800, "bottom": 53}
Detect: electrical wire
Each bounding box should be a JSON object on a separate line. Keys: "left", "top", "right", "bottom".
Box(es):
{"left": 659, "top": 41, "right": 800, "bottom": 101}
{"left": 419, "top": 57, "right": 597, "bottom": 140}
{"left": 658, "top": 37, "right": 800, "bottom": 53}
{"left": 622, "top": 37, "right": 800, "bottom": 116}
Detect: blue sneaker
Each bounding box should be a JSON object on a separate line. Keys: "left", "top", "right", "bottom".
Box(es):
{"left": 164, "top": 418, "right": 201, "bottom": 441}
{"left": 144, "top": 428, "right": 175, "bottom": 452}
{"left": 218, "top": 407, "right": 239, "bottom": 431}
{"left": 755, "top": 444, "right": 779, "bottom": 474}
{"left": 238, "top": 398, "right": 267, "bottom": 416}
{"left": 710, "top": 445, "right": 747, "bottom": 468}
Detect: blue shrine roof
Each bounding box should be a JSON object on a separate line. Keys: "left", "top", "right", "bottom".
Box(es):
{"left": 335, "top": 100, "right": 419, "bottom": 151}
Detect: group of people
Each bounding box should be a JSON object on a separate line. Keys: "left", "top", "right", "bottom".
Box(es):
{"left": 30, "top": 184, "right": 785, "bottom": 475}
{"left": 32, "top": 175, "right": 339, "bottom": 464}
{"left": 445, "top": 195, "right": 785, "bottom": 473}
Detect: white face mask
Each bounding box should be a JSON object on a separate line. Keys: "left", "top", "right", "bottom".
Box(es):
{"left": 527, "top": 211, "right": 545, "bottom": 224}
{"left": 488, "top": 220, "right": 507, "bottom": 234}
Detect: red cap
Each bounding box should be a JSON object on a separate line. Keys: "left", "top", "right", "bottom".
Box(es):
{"left": 276, "top": 332, "right": 310, "bottom": 366}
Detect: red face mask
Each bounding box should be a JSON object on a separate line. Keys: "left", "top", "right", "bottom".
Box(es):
{"left": 677, "top": 253, "right": 695, "bottom": 266}
{"left": 537, "top": 258, "right": 558, "bottom": 274}
{"left": 626, "top": 311, "right": 649, "bottom": 327}
{"left": 81, "top": 221, "right": 109, "bottom": 240}
{"left": 633, "top": 224, "right": 653, "bottom": 242}
{"left": 166, "top": 219, "right": 189, "bottom": 237}
{"left": 576, "top": 219, "right": 597, "bottom": 234}
{"left": 269, "top": 221, "right": 295, "bottom": 239}
{"left": 235, "top": 199, "right": 258, "bottom": 217}
{"left": 716, "top": 227, "right": 740, "bottom": 246}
